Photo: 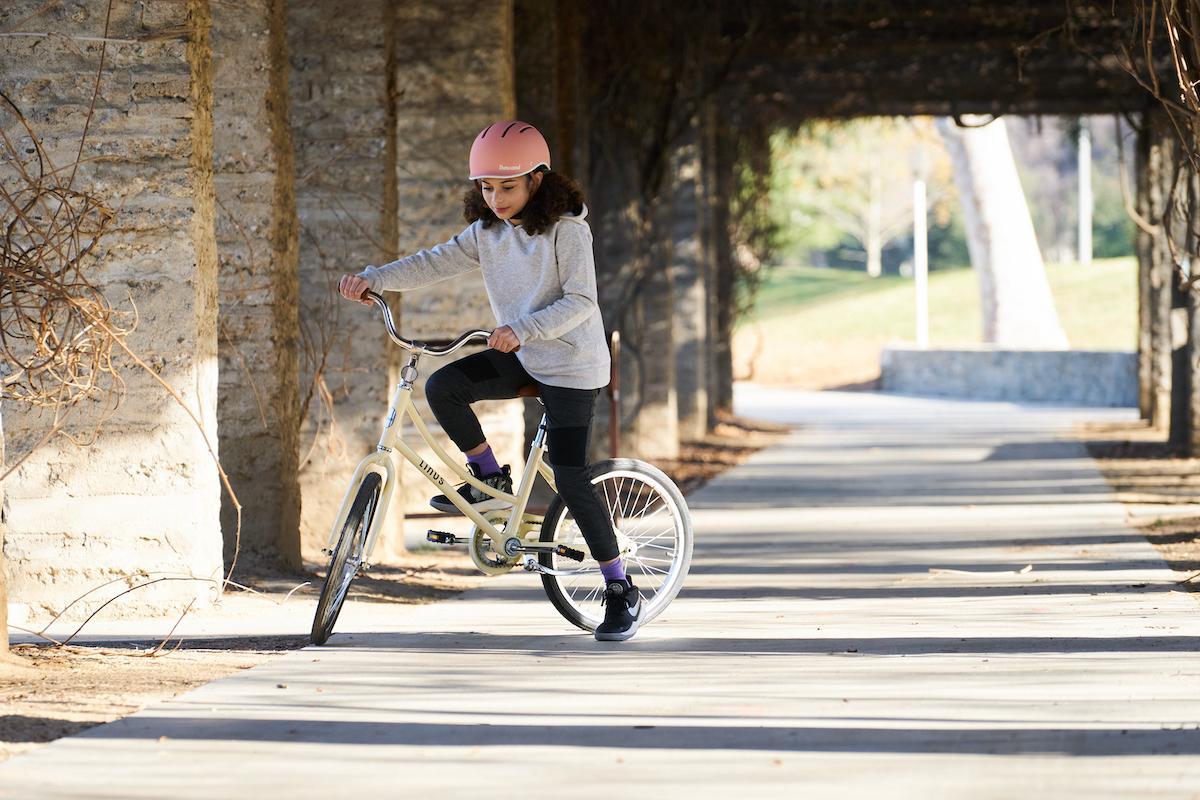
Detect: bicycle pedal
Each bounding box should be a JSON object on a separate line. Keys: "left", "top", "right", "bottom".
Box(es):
{"left": 427, "top": 530, "right": 464, "bottom": 545}
{"left": 555, "top": 545, "right": 585, "bottom": 562}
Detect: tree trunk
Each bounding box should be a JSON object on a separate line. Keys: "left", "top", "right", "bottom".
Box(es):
{"left": 936, "top": 116, "right": 1069, "bottom": 348}
{"left": 866, "top": 165, "right": 883, "bottom": 277}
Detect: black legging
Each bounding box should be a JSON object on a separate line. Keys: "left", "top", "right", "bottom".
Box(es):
{"left": 424, "top": 349, "right": 619, "bottom": 562}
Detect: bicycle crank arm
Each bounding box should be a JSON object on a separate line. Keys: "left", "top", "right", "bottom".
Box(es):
{"left": 520, "top": 554, "right": 592, "bottom": 577}
{"left": 509, "top": 543, "right": 586, "bottom": 562}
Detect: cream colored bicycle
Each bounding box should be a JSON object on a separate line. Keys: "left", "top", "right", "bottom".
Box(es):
{"left": 310, "top": 290, "right": 693, "bottom": 645}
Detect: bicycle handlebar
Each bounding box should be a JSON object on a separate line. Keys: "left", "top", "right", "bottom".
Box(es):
{"left": 364, "top": 290, "right": 492, "bottom": 357}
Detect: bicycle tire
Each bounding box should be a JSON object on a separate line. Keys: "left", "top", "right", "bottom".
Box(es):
{"left": 539, "top": 458, "right": 693, "bottom": 632}
{"left": 310, "top": 471, "right": 382, "bottom": 645}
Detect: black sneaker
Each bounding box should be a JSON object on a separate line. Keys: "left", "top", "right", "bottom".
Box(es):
{"left": 429, "top": 463, "right": 513, "bottom": 515}
{"left": 594, "top": 579, "right": 643, "bottom": 641}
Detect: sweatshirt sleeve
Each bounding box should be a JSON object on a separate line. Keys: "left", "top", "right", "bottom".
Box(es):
{"left": 506, "top": 220, "right": 599, "bottom": 344}
{"left": 356, "top": 223, "right": 481, "bottom": 293}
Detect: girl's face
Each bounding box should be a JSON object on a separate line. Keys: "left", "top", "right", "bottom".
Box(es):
{"left": 479, "top": 172, "right": 543, "bottom": 222}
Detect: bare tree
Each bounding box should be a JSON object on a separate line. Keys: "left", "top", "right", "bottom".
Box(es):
{"left": 937, "top": 116, "right": 1069, "bottom": 348}
{"left": 773, "top": 119, "right": 923, "bottom": 277}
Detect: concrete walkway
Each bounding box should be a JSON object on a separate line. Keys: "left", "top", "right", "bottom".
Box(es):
{"left": 4, "top": 386, "right": 1200, "bottom": 799}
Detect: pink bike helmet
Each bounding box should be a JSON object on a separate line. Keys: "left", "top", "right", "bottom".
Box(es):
{"left": 468, "top": 120, "right": 551, "bottom": 180}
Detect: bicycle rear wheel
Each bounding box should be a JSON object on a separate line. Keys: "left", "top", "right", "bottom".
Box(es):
{"left": 311, "top": 472, "right": 381, "bottom": 645}
{"left": 539, "top": 458, "right": 692, "bottom": 632}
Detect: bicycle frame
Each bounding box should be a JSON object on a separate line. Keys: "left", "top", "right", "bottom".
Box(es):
{"left": 322, "top": 364, "right": 560, "bottom": 563}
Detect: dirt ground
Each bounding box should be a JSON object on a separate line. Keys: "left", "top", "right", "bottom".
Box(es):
{"left": 1076, "top": 417, "right": 1200, "bottom": 589}
{"left": 0, "top": 413, "right": 791, "bottom": 763}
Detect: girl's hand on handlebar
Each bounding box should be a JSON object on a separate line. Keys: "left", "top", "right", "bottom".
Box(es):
{"left": 338, "top": 275, "right": 373, "bottom": 305}
{"left": 489, "top": 325, "right": 521, "bottom": 353}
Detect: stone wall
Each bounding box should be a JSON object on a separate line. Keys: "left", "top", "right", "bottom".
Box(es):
{"left": 880, "top": 347, "right": 1138, "bottom": 407}
{"left": 212, "top": 0, "right": 301, "bottom": 567}
{"left": 0, "top": 0, "right": 223, "bottom": 616}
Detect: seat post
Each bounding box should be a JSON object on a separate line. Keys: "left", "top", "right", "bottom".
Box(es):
{"left": 531, "top": 411, "right": 549, "bottom": 450}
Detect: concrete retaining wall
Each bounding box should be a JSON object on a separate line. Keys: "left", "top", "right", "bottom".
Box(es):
{"left": 880, "top": 346, "right": 1138, "bottom": 407}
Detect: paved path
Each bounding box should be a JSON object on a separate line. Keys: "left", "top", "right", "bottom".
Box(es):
{"left": 5, "top": 386, "right": 1200, "bottom": 798}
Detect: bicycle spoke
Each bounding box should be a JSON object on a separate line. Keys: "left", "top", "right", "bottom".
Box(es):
{"left": 631, "top": 496, "right": 668, "bottom": 521}
{"left": 632, "top": 525, "right": 676, "bottom": 549}
{"left": 631, "top": 483, "right": 658, "bottom": 520}
{"left": 618, "top": 477, "right": 633, "bottom": 520}
{"left": 632, "top": 559, "right": 669, "bottom": 576}
{"left": 577, "top": 582, "right": 604, "bottom": 605}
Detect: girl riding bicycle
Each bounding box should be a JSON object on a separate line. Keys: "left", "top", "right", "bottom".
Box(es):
{"left": 337, "top": 121, "right": 642, "bottom": 641}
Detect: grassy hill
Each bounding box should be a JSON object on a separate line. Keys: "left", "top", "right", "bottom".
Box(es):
{"left": 733, "top": 258, "right": 1137, "bottom": 388}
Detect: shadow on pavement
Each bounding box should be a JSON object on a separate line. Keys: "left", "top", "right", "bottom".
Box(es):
{"left": 80, "top": 714, "right": 1200, "bottom": 756}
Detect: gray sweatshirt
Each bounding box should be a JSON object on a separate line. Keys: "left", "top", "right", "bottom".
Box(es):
{"left": 357, "top": 204, "right": 611, "bottom": 390}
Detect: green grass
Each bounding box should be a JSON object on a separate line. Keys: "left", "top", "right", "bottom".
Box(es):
{"left": 733, "top": 257, "right": 1137, "bottom": 387}
{"left": 740, "top": 257, "right": 1137, "bottom": 350}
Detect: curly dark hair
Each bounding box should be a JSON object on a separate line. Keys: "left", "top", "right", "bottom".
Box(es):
{"left": 463, "top": 169, "right": 586, "bottom": 236}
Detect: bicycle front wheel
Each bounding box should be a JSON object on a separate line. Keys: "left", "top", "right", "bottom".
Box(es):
{"left": 311, "top": 471, "right": 381, "bottom": 645}
{"left": 539, "top": 458, "right": 693, "bottom": 632}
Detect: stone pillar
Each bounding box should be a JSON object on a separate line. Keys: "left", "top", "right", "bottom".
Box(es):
{"left": 669, "top": 123, "right": 710, "bottom": 442}
{"left": 1174, "top": 151, "right": 1200, "bottom": 455}
{"left": 589, "top": 181, "right": 679, "bottom": 461}
{"left": 0, "top": 0, "right": 223, "bottom": 616}
{"left": 627, "top": 205, "right": 680, "bottom": 460}
{"left": 513, "top": 0, "right": 584, "bottom": 499}
{"left": 212, "top": 0, "right": 301, "bottom": 568}
{"left": 392, "top": 0, "right": 524, "bottom": 540}
{"left": 1136, "top": 113, "right": 1155, "bottom": 422}
{"left": 515, "top": 0, "right": 563, "bottom": 472}
{"left": 712, "top": 123, "right": 738, "bottom": 415}
{"left": 699, "top": 98, "right": 723, "bottom": 429}
{"left": 515, "top": 0, "right": 593, "bottom": 476}
{"left": 288, "top": 0, "right": 399, "bottom": 560}
{"left": 1143, "top": 109, "right": 1175, "bottom": 431}
{"left": 1168, "top": 142, "right": 1192, "bottom": 449}
{"left": 290, "top": 1, "right": 521, "bottom": 556}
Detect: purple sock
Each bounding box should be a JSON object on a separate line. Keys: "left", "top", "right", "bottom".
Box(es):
{"left": 600, "top": 560, "right": 627, "bottom": 584}
{"left": 467, "top": 445, "right": 500, "bottom": 476}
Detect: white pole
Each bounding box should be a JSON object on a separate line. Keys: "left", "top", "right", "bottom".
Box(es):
{"left": 914, "top": 177, "right": 929, "bottom": 349}
{"left": 1078, "top": 119, "right": 1093, "bottom": 268}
